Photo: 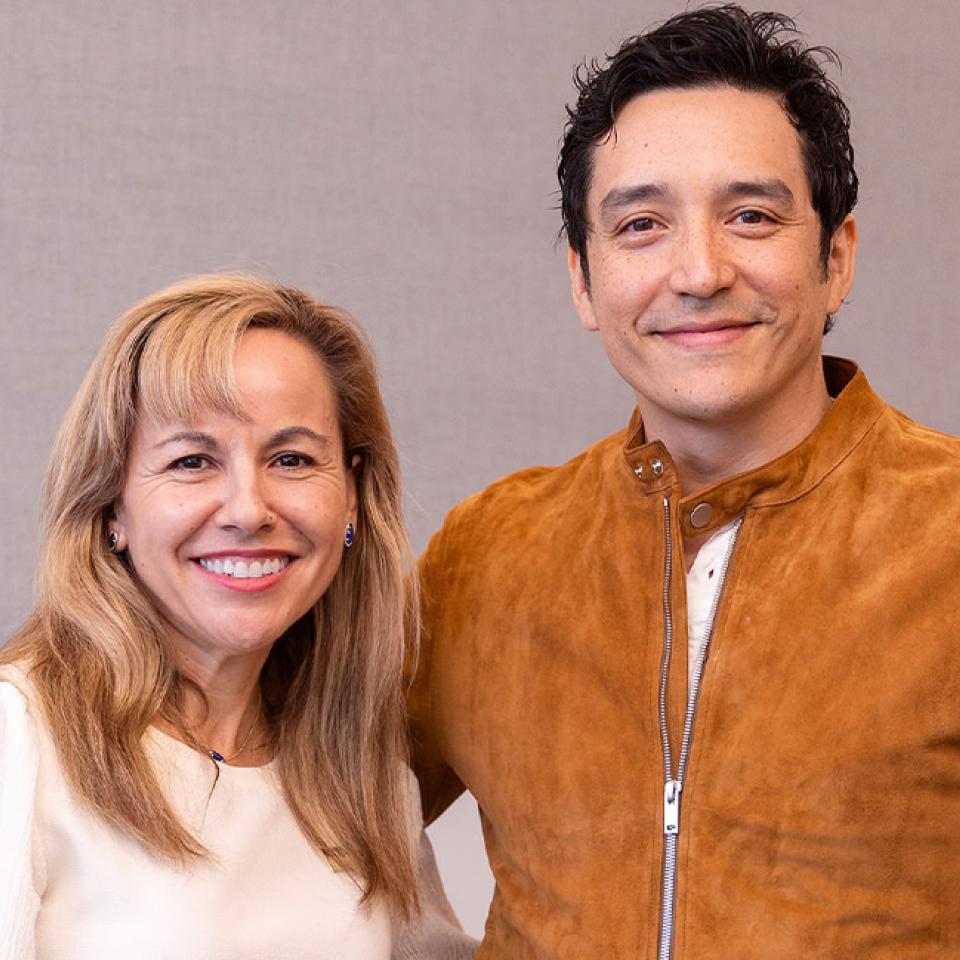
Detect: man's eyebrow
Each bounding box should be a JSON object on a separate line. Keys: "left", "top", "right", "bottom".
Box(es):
{"left": 721, "top": 178, "right": 796, "bottom": 204}
{"left": 598, "top": 183, "right": 668, "bottom": 220}
{"left": 152, "top": 431, "right": 218, "bottom": 451}
{"left": 267, "top": 426, "right": 332, "bottom": 447}
{"left": 596, "top": 179, "right": 796, "bottom": 222}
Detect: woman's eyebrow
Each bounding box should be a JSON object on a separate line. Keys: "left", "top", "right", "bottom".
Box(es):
{"left": 152, "top": 430, "right": 218, "bottom": 451}
{"left": 267, "top": 426, "right": 332, "bottom": 447}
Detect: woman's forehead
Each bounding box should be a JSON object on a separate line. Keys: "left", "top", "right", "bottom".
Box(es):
{"left": 132, "top": 329, "right": 341, "bottom": 446}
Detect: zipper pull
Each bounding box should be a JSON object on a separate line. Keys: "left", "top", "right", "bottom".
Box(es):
{"left": 664, "top": 779, "right": 682, "bottom": 836}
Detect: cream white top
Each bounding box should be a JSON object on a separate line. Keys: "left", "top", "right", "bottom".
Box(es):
{"left": 0, "top": 676, "right": 476, "bottom": 960}
{"left": 686, "top": 520, "right": 738, "bottom": 676}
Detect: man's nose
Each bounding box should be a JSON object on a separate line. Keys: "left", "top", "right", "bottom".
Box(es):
{"left": 215, "top": 468, "right": 275, "bottom": 533}
{"left": 668, "top": 223, "right": 736, "bottom": 299}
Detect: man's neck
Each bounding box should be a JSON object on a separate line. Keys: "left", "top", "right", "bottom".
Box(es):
{"left": 640, "top": 383, "right": 834, "bottom": 498}
{"left": 650, "top": 385, "right": 833, "bottom": 573}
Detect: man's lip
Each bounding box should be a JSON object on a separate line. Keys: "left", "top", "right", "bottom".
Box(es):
{"left": 651, "top": 321, "right": 761, "bottom": 350}
{"left": 654, "top": 320, "right": 759, "bottom": 335}
{"left": 190, "top": 548, "right": 297, "bottom": 560}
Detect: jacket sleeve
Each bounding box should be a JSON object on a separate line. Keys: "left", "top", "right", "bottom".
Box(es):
{"left": 406, "top": 523, "right": 468, "bottom": 825}
{"left": 0, "top": 680, "right": 42, "bottom": 960}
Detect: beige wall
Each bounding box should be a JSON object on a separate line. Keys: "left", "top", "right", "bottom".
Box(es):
{"left": 2, "top": 0, "right": 958, "bottom": 935}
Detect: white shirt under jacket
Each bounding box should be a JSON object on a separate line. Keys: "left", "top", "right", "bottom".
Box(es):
{"left": 686, "top": 521, "right": 738, "bottom": 677}
{"left": 0, "top": 674, "right": 476, "bottom": 960}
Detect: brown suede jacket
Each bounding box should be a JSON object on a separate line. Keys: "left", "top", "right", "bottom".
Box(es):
{"left": 409, "top": 358, "right": 960, "bottom": 959}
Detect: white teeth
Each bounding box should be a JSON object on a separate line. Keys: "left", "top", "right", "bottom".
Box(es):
{"left": 199, "top": 556, "right": 290, "bottom": 579}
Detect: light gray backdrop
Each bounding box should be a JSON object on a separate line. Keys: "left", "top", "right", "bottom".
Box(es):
{"left": 2, "top": 0, "right": 958, "bottom": 937}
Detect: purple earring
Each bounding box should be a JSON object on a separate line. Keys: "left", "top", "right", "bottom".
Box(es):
{"left": 344, "top": 522, "right": 355, "bottom": 548}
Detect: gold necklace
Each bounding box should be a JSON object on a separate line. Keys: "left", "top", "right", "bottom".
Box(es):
{"left": 196, "top": 693, "right": 262, "bottom": 764}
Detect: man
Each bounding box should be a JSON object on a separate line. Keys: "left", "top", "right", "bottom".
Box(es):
{"left": 409, "top": 6, "right": 960, "bottom": 958}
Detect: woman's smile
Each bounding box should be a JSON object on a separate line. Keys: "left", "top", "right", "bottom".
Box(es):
{"left": 194, "top": 553, "right": 295, "bottom": 591}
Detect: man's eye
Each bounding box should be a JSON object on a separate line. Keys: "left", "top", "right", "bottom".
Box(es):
{"left": 734, "top": 209, "right": 770, "bottom": 225}
{"left": 625, "top": 217, "right": 657, "bottom": 232}
{"left": 170, "top": 454, "right": 209, "bottom": 471}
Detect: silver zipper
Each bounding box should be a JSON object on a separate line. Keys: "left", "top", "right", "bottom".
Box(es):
{"left": 657, "top": 498, "right": 743, "bottom": 960}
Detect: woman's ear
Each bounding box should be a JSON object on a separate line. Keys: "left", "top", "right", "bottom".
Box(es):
{"left": 107, "top": 504, "right": 128, "bottom": 553}
{"left": 346, "top": 454, "right": 361, "bottom": 518}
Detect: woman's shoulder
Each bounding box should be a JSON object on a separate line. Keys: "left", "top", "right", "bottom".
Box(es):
{"left": 0, "top": 663, "right": 37, "bottom": 719}
{"left": 0, "top": 663, "right": 44, "bottom": 758}
{"left": 0, "top": 665, "right": 44, "bottom": 960}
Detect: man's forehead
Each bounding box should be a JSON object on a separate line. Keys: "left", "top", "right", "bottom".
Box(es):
{"left": 586, "top": 84, "right": 810, "bottom": 206}
{"left": 607, "top": 83, "right": 791, "bottom": 136}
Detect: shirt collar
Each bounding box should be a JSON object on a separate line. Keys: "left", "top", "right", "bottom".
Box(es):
{"left": 622, "top": 357, "right": 886, "bottom": 538}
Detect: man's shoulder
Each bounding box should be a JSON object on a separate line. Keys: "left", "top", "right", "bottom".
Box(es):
{"left": 829, "top": 395, "right": 960, "bottom": 531}
{"left": 885, "top": 405, "right": 960, "bottom": 445}
{"left": 426, "top": 426, "right": 630, "bottom": 556}
{"left": 874, "top": 402, "right": 960, "bottom": 469}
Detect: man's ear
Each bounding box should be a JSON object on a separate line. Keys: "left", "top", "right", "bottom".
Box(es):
{"left": 568, "top": 246, "right": 599, "bottom": 332}
{"left": 826, "top": 214, "right": 857, "bottom": 315}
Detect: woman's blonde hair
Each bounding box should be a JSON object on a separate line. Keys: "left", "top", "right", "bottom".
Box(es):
{"left": 2, "top": 273, "right": 418, "bottom": 916}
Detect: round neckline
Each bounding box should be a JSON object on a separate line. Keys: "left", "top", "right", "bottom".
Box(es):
{"left": 146, "top": 724, "right": 278, "bottom": 773}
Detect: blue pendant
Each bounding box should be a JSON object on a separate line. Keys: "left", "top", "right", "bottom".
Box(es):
{"left": 209, "top": 750, "right": 225, "bottom": 763}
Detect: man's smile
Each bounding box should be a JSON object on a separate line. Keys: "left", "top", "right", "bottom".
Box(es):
{"left": 651, "top": 319, "right": 762, "bottom": 349}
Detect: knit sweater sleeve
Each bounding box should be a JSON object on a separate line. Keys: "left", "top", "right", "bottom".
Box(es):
{"left": 391, "top": 772, "right": 478, "bottom": 960}
{"left": 0, "top": 680, "right": 43, "bottom": 960}
{"left": 391, "top": 828, "right": 478, "bottom": 960}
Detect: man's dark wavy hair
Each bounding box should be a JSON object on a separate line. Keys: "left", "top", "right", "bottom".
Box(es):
{"left": 558, "top": 5, "right": 858, "bottom": 285}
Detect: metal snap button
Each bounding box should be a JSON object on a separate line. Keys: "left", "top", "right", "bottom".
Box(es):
{"left": 689, "top": 502, "right": 714, "bottom": 529}
{"left": 651, "top": 458, "right": 664, "bottom": 476}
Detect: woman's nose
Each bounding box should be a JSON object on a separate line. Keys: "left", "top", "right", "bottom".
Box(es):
{"left": 214, "top": 469, "right": 274, "bottom": 533}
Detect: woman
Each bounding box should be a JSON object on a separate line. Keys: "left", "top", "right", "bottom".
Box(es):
{"left": 0, "top": 274, "right": 474, "bottom": 959}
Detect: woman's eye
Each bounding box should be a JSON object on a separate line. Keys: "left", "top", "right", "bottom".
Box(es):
{"left": 170, "top": 454, "right": 209, "bottom": 471}
{"left": 274, "top": 452, "right": 313, "bottom": 469}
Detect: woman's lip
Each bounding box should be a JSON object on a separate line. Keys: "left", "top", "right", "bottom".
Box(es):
{"left": 193, "top": 558, "right": 295, "bottom": 593}
{"left": 191, "top": 549, "right": 296, "bottom": 560}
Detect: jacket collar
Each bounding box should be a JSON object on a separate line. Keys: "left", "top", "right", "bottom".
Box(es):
{"left": 622, "top": 357, "right": 886, "bottom": 538}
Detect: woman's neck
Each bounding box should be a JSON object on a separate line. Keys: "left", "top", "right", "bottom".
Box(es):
{"left": 157, "top": 644, "right": 273, "bottom": 766}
